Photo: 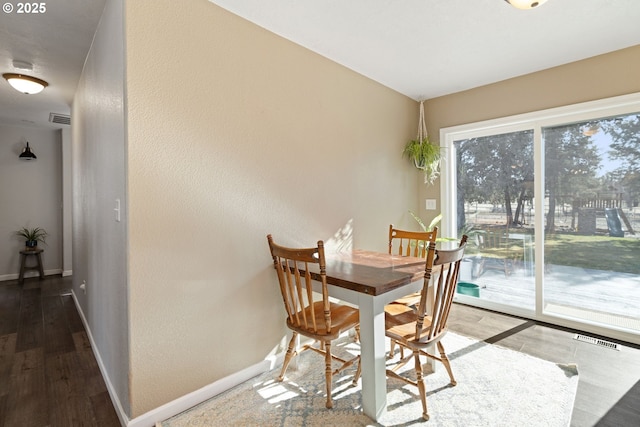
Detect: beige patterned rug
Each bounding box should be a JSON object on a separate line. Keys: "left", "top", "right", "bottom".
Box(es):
{"left": 160, "top": 332, "right": 578, "bottom": 426}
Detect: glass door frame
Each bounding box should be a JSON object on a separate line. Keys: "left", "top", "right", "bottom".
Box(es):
{"left": 439, "top": 92, "right": 640, "bottom": 345}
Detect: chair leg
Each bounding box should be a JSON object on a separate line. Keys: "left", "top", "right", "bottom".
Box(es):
{"left": 278, "top": 332, "right": 298, "bottom": 381}
{"left": 437, "top": 341, "right": 457, "bottom": 386}
{"left": 351, "top": 356, "right": 362, "bottom": 387}
{"left": 414, "top": 350, "right": 429, "bottom": 421}
{"left": 388, "top": 339, "right": 407, "bottom": 359}
{"left": 324, "top": 341, "right": 333, "bottom": 409}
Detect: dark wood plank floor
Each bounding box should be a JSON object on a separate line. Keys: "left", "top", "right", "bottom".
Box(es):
{"left": 0, "top": 275, "right": 120, "bottom": 427}
{"left": 2, "top": 275, "right": 639, "bottom": 426}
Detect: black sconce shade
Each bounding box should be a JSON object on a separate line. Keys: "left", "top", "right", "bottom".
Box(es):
{"left": 19, "top": 142, "right": 37, "bottom": 160}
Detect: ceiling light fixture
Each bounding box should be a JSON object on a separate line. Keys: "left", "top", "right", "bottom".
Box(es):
{"left": 3, "top": 73, "right": 49, "bottom": 94}
{"left": 19, "top": 142, "right": 37, "bottom": 160}
{"left": 504, "top": 0, "right": 548, "bottom": 9}
{"left": 582, "top": 125, "right": 599, "bottom": 136}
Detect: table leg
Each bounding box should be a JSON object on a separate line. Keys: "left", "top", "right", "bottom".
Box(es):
{"left": 357, "top": 293, "right": 388, "bottom": 421}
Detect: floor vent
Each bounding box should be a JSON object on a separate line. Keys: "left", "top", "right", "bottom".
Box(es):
{"left": 49, "top": 112, "right": 71, "bottom": 125}
{"left": 573, "top": 334, "right": 620, "bottom": 350}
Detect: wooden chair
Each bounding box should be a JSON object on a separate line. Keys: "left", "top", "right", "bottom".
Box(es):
{"left": 384, "top": 235, "right": 468, "bottom": 421}
{"left": 267, "top": 234, "right": 361, "bottom": 409}
{"left": 387, "top": 225, "right": 438, "bottom": 356}
{"left": 389, "top": 224, "right": 438, "bottom": 258}
{"left": 387, "top": 225, "right": 438, "bottom": 306}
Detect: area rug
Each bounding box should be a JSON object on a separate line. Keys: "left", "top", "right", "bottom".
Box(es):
{"left": 159, "top": 333, "right": 578, "bottom": 427}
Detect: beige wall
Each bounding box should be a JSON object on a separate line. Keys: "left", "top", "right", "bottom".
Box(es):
{"left": 419, "top": 44, "right": 640, "bottom": 224}
{"left": 125, "top": 0, "right": 418, "bottom": 416}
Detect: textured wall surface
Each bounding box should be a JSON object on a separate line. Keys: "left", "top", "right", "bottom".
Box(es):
{"left": 72, "top": 0, "right": 129, "bottom": 418}
{"left": 125, "top": 0, "right": 418, "bottom": 416}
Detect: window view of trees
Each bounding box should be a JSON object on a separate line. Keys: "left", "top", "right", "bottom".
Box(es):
{"left": 599, "top": 114, "right": 640, "bottom": 208}
{"left": 544, "top": 113, "right": 640, "bottom": 234}
{"left": 455, "top": 130, "right": 533, "bottom": 232}
{"left": 454, "top": 113, "right": 640, "bottom": 237}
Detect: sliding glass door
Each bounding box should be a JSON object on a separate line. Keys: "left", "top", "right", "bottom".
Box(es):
{"left": 454, "top": 130, "right": 535, "bottom": 311}
{"left": 441, "top": 94, "right": 640, "bottom": 344}
{"left": 542, "top": 114, "right": 640, "bottom": 333}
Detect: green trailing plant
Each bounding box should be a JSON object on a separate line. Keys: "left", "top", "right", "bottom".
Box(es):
{"left": 403, "top": 136, "right": 442, "bottom": 185}
{"left": 404, "top": 101, "right": 442, "bottom": 185}
{"left": 15, "top": 227, "right": 48, "bottom": 246}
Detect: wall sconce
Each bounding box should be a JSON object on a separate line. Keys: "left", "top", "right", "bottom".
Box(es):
{"left": 504, "top": 0, "right": 548, "bottom": 9}
{"left": 3, "top": 73, "right": 49, "bottom": 95}
{"left": 19, "top": 142, "right": 37, "bottom": 160}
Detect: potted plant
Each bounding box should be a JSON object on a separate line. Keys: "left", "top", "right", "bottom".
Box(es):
{"left": 403, "top": 100, "right": 442, "bottom": 185}
{"left": 15, "top": 227, "right": 48, "bottom": 249}
{"left": 403, "top": 136, "right": 441, "bottom": 185}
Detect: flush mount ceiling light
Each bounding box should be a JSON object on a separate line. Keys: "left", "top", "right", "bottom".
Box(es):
{"left": 504, "top": 0, "right": 548, "bottom": 9}
{"left": 582, "top": 125, "right": 599, "bottom": 136}
{"left": 3, "top": 73, "right": 49, "bottom": 94}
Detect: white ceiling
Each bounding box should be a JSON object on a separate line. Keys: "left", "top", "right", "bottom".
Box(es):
{"left": 0, "top": 0, "right": 106, "bottom": 129}
{"left": 209, "top": 0, "right": 640, "bottom": 100}
{"left": 1, "top": 0, "right": 640, "bottom": 130}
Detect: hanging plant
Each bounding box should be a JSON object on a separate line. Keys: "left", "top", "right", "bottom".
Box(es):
{"left": 402, "top": 101, "right": 442, "bottom": 185}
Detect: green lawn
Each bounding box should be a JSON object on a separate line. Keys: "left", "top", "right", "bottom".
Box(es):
{"left": 544, "top": 234, "right": 640, "bottom": 275}
{"left": 465, "top": 230, "right": 640, "bottom": 275}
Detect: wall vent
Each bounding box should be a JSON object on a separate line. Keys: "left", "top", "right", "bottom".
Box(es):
{"left": 49, "top": 113, "right": 71, "bottom": 125}
{"left": 573, "top": 334, "right": 620, "bottom": 350}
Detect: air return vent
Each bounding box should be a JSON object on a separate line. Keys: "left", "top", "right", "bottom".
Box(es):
{"left": 573, "top": 334, "right": 620, "bottom": 350}
{"left": 49, "top": 112, "right": 71, "bottom": 125}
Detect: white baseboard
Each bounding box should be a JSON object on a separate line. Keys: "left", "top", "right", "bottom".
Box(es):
{"left": 70, "top": 290, "right": 131, "bottom": 427}
{"left": 70, "top": 289, "right": 285, "bottom": 427}
{"left": 62, "top": 269, "right": 73, "bottom": 277}
{"left": 128, "top": 354, "right": 284, "bottom": 427}
{"left": 0, "top": 269, "right": 63, "bottom": 282}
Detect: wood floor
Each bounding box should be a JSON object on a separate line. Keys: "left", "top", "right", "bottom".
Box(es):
{"left": 1, "top": 275, "right": 639, "bottom": 426}
{"left": 0, "top": 275, "right": 120, "bottom": 427}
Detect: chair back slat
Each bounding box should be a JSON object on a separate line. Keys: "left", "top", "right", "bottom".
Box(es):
{"left": 414, "top": 235, "right": 468, "bottom": 343}
{"left": 413, "top": 240, "right": 438, "bottom": 337}
{"left": 389, "top": 225, "right": 438, "bottom": 258}
{"left": 268, "top": 235, "right": 330, "bottom": 334}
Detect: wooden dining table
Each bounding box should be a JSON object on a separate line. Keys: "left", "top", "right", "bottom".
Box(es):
{"left": 306, "top": 249, "right": 428, "bottom": 421}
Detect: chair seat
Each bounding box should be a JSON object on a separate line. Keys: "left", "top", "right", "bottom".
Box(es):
{"left": 287, "top": 301, "right": 359, "bottom": 340}
{"left": 389, "top": 291, "right": 421, "bottom": 307}
{"left": 385, "top": 307, "right": 441, "bottom": 347}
